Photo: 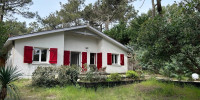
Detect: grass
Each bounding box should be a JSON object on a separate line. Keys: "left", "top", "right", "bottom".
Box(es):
{"left": 12, "top": 79, "right": 200, "bottom": 100}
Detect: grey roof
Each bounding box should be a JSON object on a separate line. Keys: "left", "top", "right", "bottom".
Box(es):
{"left": 4, "top": 25, "right": 129, "bottom": 52}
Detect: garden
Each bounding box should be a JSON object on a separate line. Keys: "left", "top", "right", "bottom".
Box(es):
{"left": 1, "top": 65, "right": 200, "bottom": 100}
{"left": 12, "top": 78, "right": 200, "bottom": 100}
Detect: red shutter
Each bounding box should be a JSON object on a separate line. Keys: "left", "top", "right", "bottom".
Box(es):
{"left": 107, "top": 53, "right": 112, "bottom": 65}
{"left": 49, "top": 48, "right": 57, "bottom": 64}
{"left": 120, "top": 54, "right": 124, "bottom": 65}
{"left": 97, "top": 53, "right": 102, "bottom": 70}
{"left": 82, "top": 52, "right": 87, "bottom": 71}
{"left": 64, "top": 51, "right": 70, "bottom": 66}
{"left": 24, "top": 46, "right": 33, "bottom": 63}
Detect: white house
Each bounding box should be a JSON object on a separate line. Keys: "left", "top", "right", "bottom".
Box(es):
{"left": 4, "top": 25, "right": 130, "bottom": 78}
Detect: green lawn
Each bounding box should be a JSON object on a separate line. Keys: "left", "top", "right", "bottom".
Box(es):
{"left": 13, "top": 79, "right": 200, "bottom": 100}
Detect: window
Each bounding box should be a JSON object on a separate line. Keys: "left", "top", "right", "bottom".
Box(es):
{"left": 112, "top": 54, "right": 118, "bottom": 64}
{"left": 70, "top": 52, "right": 80, "bottom": 66}
{"left": 90, "top": 53, "right": 96, "bottom": 64}
{"left": 33, "top": 48, "right": 48, "bottom": 62}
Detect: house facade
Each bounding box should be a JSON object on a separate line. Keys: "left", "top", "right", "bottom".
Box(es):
{"left": 4, "top": 25, "right": 129, "bottom": 78}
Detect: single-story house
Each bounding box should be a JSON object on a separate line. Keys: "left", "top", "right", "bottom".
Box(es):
{"left": 4, "top": 25, "right": 130, "bottom": 78}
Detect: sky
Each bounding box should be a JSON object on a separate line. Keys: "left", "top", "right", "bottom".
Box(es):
{"left": 15, "top": 0, "right": 181, "bottom": 25}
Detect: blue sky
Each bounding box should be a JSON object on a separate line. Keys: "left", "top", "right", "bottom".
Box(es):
{"left": 16, "top": 0, "right": 181, "bottom": 25}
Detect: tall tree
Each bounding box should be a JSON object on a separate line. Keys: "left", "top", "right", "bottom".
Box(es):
{"left": 38, "top": 0, "right": 85, "bottom": 30}
{"left": 104, "top": 21, "right": 131, "bottom": 45}
{"left": 132, "top": 4, "right": 200, "bottom": 75}
{"left": 0, "top": 22, "right": 8, "bottom": 58}
{"left": 83, "top": 0, "right": 137, "bottom": 31}
{"left": 38, "top": 13, "right": 62, "bottom": 30}
{"left": 58, "top": 0, "right": 85, "bottom": 27}
{"left": 4, "top": 20, "right": 31, "bottom": 36}
{"left": 0, "top": 0, "right": 35, "bottom": 21}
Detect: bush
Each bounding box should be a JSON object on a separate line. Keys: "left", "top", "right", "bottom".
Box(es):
{"left": 32, "top": 67, "right": 59, "bottom": 87}
{"left": 107, "top": 73, "right": 121, "bottom": 81}
{"left": 84, "top": 71, "right": 106, "bottom": 82}
{"left": 32, "top": 66, "right": 79, "bottom": 87}
{"left": 89, "top": 64, "right": 97, "bottom": 72}
{"left": 126, "top": 70, "right": 139, "bottom": 79}
{"left": 65, "top": 65, "right": 79, "bottom": 85}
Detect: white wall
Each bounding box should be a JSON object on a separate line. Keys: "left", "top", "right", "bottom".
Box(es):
{"left": 100, "top": 39, "right": 128, "bottom": 73}
{"left": 64, "top": 33, "right": 128, "bottom": 73}
{"left": 13, "top": 32, "right": 64, "bottom": 78}
{"left": 64, "top": 33, "right": 100, "bottom": 66}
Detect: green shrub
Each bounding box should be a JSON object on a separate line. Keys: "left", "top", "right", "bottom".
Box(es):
{"left": 89, "top": 64, "right": 97, "bottom": 72}
{"left": 126, "top": 70, "right": 139, "bottom": 79}
{"left": 32, "top": 66, "right": 79, "bottom": 87}
{"left": 65, "top": 65, "right": 79, "bottom": 85}
{"left": 84, "top": 71, "right": 106, "bottom": 82}
{"left": 107, "top": 73, "right": 121, "bottom": 81}
{"left": 32, "top": 67, "right": 59, "bottom": 87}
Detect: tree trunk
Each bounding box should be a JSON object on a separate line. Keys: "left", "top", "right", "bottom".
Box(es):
{"left": 0, "top": 85, "right": 7, "bottom": 100}
{"left": 105, "top": 18, "right": 110, "bottom": 30}
{"left": 156, "top": 0, "right": 162, "bottom": 15}
{"left": 151, "top": 0, "right": 155, "bottom": 18}
{"left": 0, "top": 1, "right": 4, "bottom": 22}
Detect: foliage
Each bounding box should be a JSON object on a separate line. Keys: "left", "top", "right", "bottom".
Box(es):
{"left": 131, "top": 4, "right": 200, "bottom": 76}
{"left": 38, "top": 13, "right": 62, "bottom": 30}
{"left": 37, "top": 0, "right": 137, "bottom": 31}
{"left": 4, "top": 20, "right": 33, "bottom": 36}
{"left": 179, "top": 0, "right": 200, "bottom": 12}
{"left": 65, "top": 65, "right": 79, "bottom": 85}
{"left": 37, "top": 0, "right": 84, "bottom": 30}
{"left": 0, "top": 0, "right": 35, "bottom": 21}
{"left": 107, "top": 73, "right": 121, "bottom": 81}
{"left": 83, "top": 0, "right": 137, "bottom": 31}
{"left": 84, "top": 72, "right": 106, "bottom": 82}
{"left": 84, "top": 65, "right": 106, "bottom": 82}
{"left": 126, "top": 70, "right": 139, "bottom": 79}
{"left": 32, "top": 67, "right": 59, "bottom": 87}
{"left": 0, "top": 22, "right": 8, "bottom": 58}
{"left": 104, "top": 21, "right": 131, "bottom": 45}
{"left": 0, "top": 66, "right": 22, "bottom": 100}
{"left": 89, "top": 64, "right": 98, "bottom": 72}
{"left": 32, "top": 66, "right": 79, "bottom": 87}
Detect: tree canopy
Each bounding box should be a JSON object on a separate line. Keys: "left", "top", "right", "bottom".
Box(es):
{"left": 0, "top": 0, "right": 35, "bottom": 21}
{"left": 128, "top": 2, "right": 200, "bottom": 77}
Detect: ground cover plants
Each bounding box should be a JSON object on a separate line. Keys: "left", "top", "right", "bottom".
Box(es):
{"left": 13, "top": 79, "right": 200, "bottom": 100}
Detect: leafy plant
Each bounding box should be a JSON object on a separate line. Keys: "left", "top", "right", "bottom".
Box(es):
{"left": 131, "top": 4, "right": 200, "bottom": 75}
{"left": 65, "top": 65, "right": 79, "bottom": 85}
{"left": 84, "top": 71, "right": 106, "bottom": 82}
{"left": 32, "top": 66, "right": 79, "bottom": 87}
{"left": 32, "top": 66, "right": 59, "bottom": 87}
{"left": 126, "top": 70, "right": 139, "bottom": 79}
{"left": 107, "top": 73, "right": 121, "bottom": 81}
{"left": 0, "top": 66, "right": 22, "bottom": 100}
